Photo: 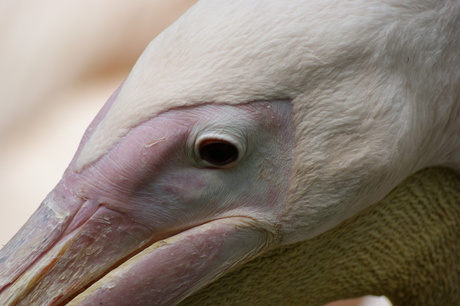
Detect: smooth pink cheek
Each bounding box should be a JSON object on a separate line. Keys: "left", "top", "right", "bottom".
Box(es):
{"left": 158, "top": 171, "right": 210, "bottom": 203}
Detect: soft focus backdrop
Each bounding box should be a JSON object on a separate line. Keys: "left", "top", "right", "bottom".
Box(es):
{"left": 0, "top": 2, "right": 390, "bottom": 305}
{"left": 0, "top": 0, "right": 197, "bottom": 247}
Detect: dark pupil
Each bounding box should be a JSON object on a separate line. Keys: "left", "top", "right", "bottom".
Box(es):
{"left": 199, "top": 142, "right": 238, "bottom": 166}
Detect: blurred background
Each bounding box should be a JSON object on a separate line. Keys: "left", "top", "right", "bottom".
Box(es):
{"left": 0, "top": 1, "right": 390, "bottom": 305}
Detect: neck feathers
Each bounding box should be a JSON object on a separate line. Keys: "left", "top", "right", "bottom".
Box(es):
{"left": 183, "top": 167, "right": 460, "bottom": 305}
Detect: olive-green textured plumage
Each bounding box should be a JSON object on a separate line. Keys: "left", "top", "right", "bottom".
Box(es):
{"left": 185, "top": 168, "right": 460, "bottom": 305}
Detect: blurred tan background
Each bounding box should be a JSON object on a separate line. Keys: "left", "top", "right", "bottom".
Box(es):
{"left": 0, "top": 0, "right": 197, "bottom": 247}
{"left": 0, "top": 1, "right": 390, "bottom": 305}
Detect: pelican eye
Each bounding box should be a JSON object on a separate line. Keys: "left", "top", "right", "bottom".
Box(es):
{"left": 199, "top": 140, "right": 239, "bottom": 167}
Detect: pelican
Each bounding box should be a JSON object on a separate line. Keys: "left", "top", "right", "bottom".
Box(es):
{"left": 1, "top": 0, "right": 459, "bottom": 305}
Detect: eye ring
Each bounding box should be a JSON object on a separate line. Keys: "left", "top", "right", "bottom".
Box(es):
{"left": 194, "top": 134, "right": 245, "bottom": 168}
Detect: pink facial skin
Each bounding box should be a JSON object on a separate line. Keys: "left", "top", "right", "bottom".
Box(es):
{"left": 0, "top": 86, "right": 295, "bottom": 305}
